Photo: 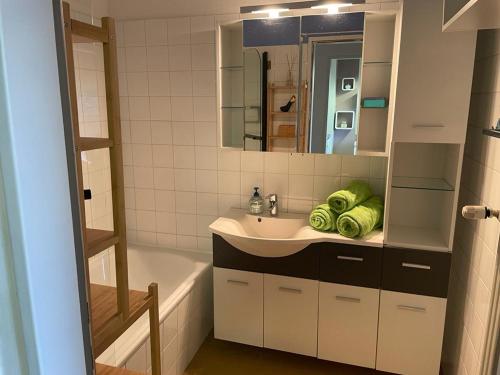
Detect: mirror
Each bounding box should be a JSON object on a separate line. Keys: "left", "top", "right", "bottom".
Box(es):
{"left": 218, "top": 10, "right": 396, "bottom": 155}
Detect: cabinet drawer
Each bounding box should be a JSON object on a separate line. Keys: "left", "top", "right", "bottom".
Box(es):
{"left": 214, "top": 267, "right": 263, "bottom": 347}
{"left": 213, "top": 235, "right": 319, "bottom": 280}
{"left": 376, "top": 291, "right": 446, "bottom": 375}
{"left": 382, "top": 247, "right": 451, "bottom": 298}
{"left": 319, "top": 243, "right": 382, "bottom": 289}
{"left": 318, "top": 283, "right": 379, "bottom": 369}
{"left": 264, "top": 274, "right": 318, "bottom": 357}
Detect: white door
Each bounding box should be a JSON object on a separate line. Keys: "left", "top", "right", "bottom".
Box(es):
{"left": 213, "top": 267, "right": 264, "bottom": 347}
{"left": 263, "top": 274, "right": 319, "bottom": 356}
{"left": 318, "top": 283, "right": 379, "bottom": 368}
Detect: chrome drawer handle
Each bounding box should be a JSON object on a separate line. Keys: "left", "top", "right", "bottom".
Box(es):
{"left": 337, "top": 255, "right": 364, "bottom": 262}
{"left": 279, "top": 286, "right": 302, "bottom": 294}
{"left": 412, "top": 124, "right": 445, "bottom": 128}
{"left": 402, "top": 262, "right": 431, "bottom": 270}
{"left": 336, "top": 296, "right": 361, "bottom": 303}
{"left": 397, "top": 304, "right": 426, "bottom": 313}
{"left": 227, "top": 279, "right": 249, "bottom": 286}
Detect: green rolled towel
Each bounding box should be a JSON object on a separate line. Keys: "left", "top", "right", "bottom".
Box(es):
{"left": 309, "top": 204, "right": 338, "bottom": 232}
{"left": 327, "top": 180, "right": 373, "bottom": 214}
{"left": 337, "top": 196, "right": 384, "bottom": 238}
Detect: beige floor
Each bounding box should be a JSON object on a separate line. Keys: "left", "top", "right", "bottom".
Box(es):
{"left": 185, "top": 335, "right": 387, "bottom": 375}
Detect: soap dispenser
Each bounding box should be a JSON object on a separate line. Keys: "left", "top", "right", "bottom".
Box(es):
{"left": 248, "top": 187, "right": 264, "bottom": 215}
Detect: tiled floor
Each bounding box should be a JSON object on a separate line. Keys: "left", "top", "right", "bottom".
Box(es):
{"left": 185, "top": 335, "right": 385, "bottom": 375}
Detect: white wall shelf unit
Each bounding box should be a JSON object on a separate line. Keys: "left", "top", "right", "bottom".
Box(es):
{"left": 357, "top": 11, "right": 400, "bottom": 156}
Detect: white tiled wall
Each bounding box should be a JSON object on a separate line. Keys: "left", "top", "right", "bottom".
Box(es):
{"left": 116, "top": 17, "right": 388, "bottom": 252}
{"left": 443, "top": 29, "right": 500, "bottom": 375}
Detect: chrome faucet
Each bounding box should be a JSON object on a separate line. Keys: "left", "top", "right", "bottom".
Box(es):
{"left": 267, "top": 193, "right": 278, "bottom": 216}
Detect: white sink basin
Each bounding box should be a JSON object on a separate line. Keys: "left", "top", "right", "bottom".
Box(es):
{"left": 209, "top": 209, "right": 384, "bottom": 258}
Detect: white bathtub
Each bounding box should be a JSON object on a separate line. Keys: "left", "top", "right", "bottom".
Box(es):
{"left": 95, "top": 244, "right": 213, "bottom": 374}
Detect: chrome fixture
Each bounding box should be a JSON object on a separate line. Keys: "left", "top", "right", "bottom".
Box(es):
{"left": 462, "top": 205, "right": 500, "bottom": 220}
{"left": 267, "top": 193, "right": 279, "bottom": 216}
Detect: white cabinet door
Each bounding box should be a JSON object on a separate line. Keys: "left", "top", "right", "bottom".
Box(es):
{"left": 392, "top": 0, "right": 476, "bottom": 144}
{"left": 318, "top": 283, "right": 379, "bottom": 369}
{"left": 376, "top": 290, "right": 447, "bottom": 375}
{"left": 263, "top": 274, "right": 319, "bottom": 357}
{"left": 213, "top": 267, "right": 263, "bottom": 347}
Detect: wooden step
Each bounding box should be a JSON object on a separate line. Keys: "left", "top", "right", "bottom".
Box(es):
{"left": 91, "top": 284, "right": 152, "bottom": 357}
{"left": 86, "top": 228, "right": 119, "bottom": 258}
{"left": 78, "top": 137, "right": 114, "bottom": 151}
{"left": 96, "top": 364, "right": 143, "bottom": 375}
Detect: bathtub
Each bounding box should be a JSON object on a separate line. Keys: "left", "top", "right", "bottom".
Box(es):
{"left": 95, "top": 244, "right": 213, "bottom": 374}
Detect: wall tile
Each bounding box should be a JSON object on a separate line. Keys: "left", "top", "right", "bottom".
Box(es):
{"left": 194, "top": 123, "right": 217, "bottom": 146}
{"left": 241, "top": 151, "right": 264, "bottom": 172}
{"left": 314, "top": 154, "right": 342, "bottom": 176}
{"left": 145, "top": 19, "right": 167, "bottom": 46}
{"left": 196, "top": 170, "right": 218, "bottom": 193}
{"left": 241, "top": 172, "right": 264, "bottom": 196}
{"left": 148, "top": 72, "right": 170, "bottom": 96}
{"left": 218, "top": 150, "right": 241, "bottom": 171}
{"left": 172, "top": 123, "right": 195, "bottom": 145}
{"left": 153, "top": 168, "right": 175, "bottom": 190}
{"left": 146, "top": 46, "right": 169, "bottom": 72}
{"left": 168, "top": 45, "right": 192, "bottom": 71}
{"left": 156, "top": 212, "right": 176, "bottom": 234}
{"left": 150, "top": 97, "right": 172, "bottom": 121}
{"left": 170, "top": 71, "right": 193, "bottom": 96}
{"left": 135, "top": 189, "right": 156, "bottom": 211}
{"left": 136, "top": 210, "right": 156, "bottom": 232}
{"left": 127, "top": 72, "right": 149, "bottom": 96}
{"left": 191, "top": 44, "right": 215, "bottom": 70}
{"left": 123, "top": 20, "right": 146, "bottom": 47}
{"left": 177, "top": 214, "right": 197, "bottom": 235}
{"left": 174, "top": 169, "right": 196, "bottom": 192}
{"left": 175, "top": 191, "right": 196, "bottom": 214}
{"left": 289, "top": 153, "right": 314, "bottom": 175}
{"left": 155, "top": 190, "right": 176, "bottom": 212}
{"left": 167, "top": 17, "right": 191, "bottom": 45}
{"left": 173, "top": 145, "right": 195, "bottom": 169}
{"left": 196, "top": 193, "right": 218, "bottom": 215}
{"left": 190, "top": 16, "right": 215, "bottom": 44}
{"left": 125, "top": 47, "right": 147, "bottom": 72}
{"left": 152, "top": 144, "right": 174, "bottom": 168}
{"left": 171, "top": 97, "right": 194, "bottom": 122}
{"left": 341, "top": 156, "right": 371, "bottom": 178}
{"left": 192, "top": 71, "right": 216, "bottom": 96}
{"left": 151, "top": 121, "right": 172, "bottom": 145}
{"left": 193, "top": 97, "right": 216, "bottom": 122}
{"left": 129, "top": 97, "right": 150, "bottom": 120}
{"left": 195, "top": 146, "right": 217, "bottom": 170}
{"left": 218, "top": 171, "right": 241, "bottom": 194}
{"left": 264, "top": 152, "right": 288, "bottom": 174}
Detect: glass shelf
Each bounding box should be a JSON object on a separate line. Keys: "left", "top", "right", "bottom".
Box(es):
{"left": 392, "top": 176, "right": 454, "bottom": 191}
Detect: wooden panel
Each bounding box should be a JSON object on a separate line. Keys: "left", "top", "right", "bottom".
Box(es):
{"left": 101, "top": 15, "right": 130, "bottom": 319}
{"left": 78, "top": 137, "right": 113, "bottom": 151}
{"left": 96, "top": 364, "right": 143, "bottom": 375}
{"left": 86, "top": 228, "right": 119, "bottom": 258}
{"left": 90, "top": 284, "right": 148, "bottom": 335}
{"left": 71, "top": 19, "right": 108, "bottom": 43}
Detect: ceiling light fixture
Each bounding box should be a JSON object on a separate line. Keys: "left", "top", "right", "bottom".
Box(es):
{"left": 311, "top": 2, "right": 352, "bottom": 14}
{"left": 251, "top": 8, "right": 290, "bottom": 18}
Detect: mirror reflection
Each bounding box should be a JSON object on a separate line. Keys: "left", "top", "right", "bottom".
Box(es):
{"left": 219, "top": 11, "right": 395, "bottom": 155}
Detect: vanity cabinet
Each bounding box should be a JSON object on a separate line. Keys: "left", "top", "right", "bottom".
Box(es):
{"left": 318, "top": 283, "right": 379, "bottom": 368}
{"left": 392, "top": 0, "right": 476, "bottom": 144}
{"left": 213, "top": 236, "right": 452, "bottom": 373}
{"left": 376, "top": 291, "right": 447, "bottom": 375}
{"left": 263, "top": 274, "right": 319, "bottom": 357}
{"left": 213, "top": 267, "right": 263, "bottom": 347}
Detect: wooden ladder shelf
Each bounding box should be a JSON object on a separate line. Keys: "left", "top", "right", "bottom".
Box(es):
{"left": 62, "top": 3, "right": 161, "bottom": 374}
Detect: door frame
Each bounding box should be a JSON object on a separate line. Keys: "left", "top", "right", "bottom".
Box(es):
{"left": 482, "top": 238, "right": 500, "bottom": 374}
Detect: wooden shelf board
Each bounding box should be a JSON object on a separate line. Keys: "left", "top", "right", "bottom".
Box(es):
{"left": 91, "top": 284, "right": 151, "bottom": 357}
{"left": 71, "top": 19, "right": 108, "bottom": 43}
{"left": 86, "top": 228, "right": 119, "bottom": 258}
{"left": 96, "top": 364, "right": 143, "bottom": 375}
{"left": 79, "top": 137, "right": 114, "bottom": 151}
{"left": 271, "top": 112, "right": 299, "bottom": 117}
{"left": 269, "top": 135, "right": 295, "bottom": 139}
